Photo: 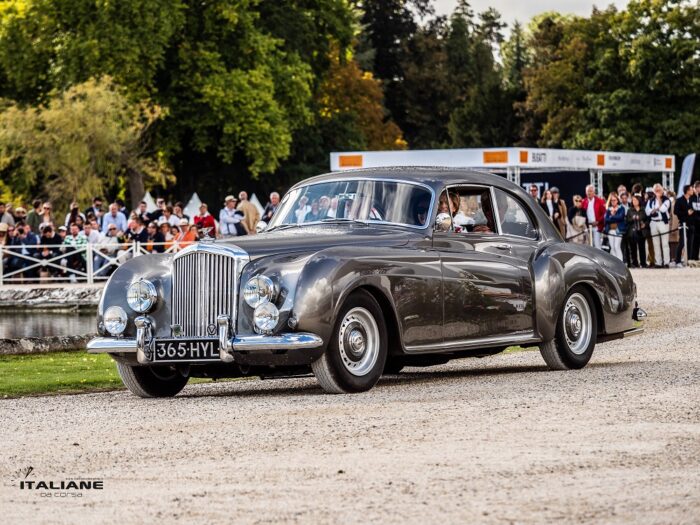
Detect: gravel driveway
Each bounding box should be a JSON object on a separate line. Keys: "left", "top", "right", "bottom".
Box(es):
{"left": 1, "top": 269, "right": 699, "bottom": 524}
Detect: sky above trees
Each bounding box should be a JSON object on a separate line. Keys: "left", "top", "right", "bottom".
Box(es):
{"left": 434, "top": 0, "right": 630, "bottom": 26}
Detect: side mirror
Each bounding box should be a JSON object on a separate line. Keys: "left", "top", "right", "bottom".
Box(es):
{"left": 256, "top": 220, "right": 268, "bottom": 233}
{"left": 434, "top": 212, "right": 451, "bottom": 232}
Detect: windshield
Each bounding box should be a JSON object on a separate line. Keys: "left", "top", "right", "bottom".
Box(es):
{"left": 268, "top": 179, "right": 433, "bottom": 229}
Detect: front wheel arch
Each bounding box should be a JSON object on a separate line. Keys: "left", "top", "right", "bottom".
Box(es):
{"left": 563, "top": 281, "right": 605, "bottom": 338}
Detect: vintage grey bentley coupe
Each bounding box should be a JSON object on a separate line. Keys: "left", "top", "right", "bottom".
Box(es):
{"left": 88, "top": 168, "right": 645, "bottom": 397}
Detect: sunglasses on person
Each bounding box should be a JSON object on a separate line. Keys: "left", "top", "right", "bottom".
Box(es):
{"left": 530, "top": 188, "right": 538, "bottom": 193}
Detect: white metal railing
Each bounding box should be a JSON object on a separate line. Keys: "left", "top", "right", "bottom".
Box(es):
{"left": 0, "top": 241, "right": 190, "bottom": 285}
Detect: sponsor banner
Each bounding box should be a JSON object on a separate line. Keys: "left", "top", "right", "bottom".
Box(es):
{"left": 331, "top": 148, "right": 674, "bottom": 173}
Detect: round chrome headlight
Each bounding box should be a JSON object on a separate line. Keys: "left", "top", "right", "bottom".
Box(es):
{"left": 127, "top": 279, "right": 157, "bottom": 313}
{"left": 253, "top": 302, "right": 279, "bottom": 333}
{"left": 104, "top": 306, "right": 127, "bottom": 336}
{"left": 243, "top": 275, "right": 277, "bottom": 308}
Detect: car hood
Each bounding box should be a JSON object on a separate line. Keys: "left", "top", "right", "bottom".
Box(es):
{"left": 216, "top": 224, "right": 418, "bottom": 259}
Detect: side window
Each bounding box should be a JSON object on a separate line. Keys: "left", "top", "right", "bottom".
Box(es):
{"left": 494, "top": 188, "right": 538, "bottom": 239}
{"left": 436, "top": 187, "right": 497, "bottom": 234}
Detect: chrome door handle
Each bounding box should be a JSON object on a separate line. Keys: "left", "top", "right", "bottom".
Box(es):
{"left": 495, "top": 243, "right": 511, "bottom": 250}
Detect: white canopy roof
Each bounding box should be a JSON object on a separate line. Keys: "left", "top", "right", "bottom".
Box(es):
{"left": 184, "top": 192, "right": 202, "bottom": 219}
{"left": 330, "top": 147, "right": 675, "bottom": 174}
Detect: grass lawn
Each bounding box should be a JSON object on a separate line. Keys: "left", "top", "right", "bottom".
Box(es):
{"left": 0, "top": 352, "right": 124, "bottom": 398}
{"left": 0, "top": 352, "right": 225, "bottom": 398}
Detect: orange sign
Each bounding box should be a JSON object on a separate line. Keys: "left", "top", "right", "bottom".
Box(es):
{"left": 483, "top": 151, "right": 508, "bottom": 164}
{"left": 665, "top": 157, "right": 672, "bottom": 169}
{"left": 338, "top": 155, "right": 363, "bottom": 168}
{"left": 519, "top": 150, "right": 528, "bottom": 163}
{"left": 596, "top": 154, "right": 605, "bottom": 166}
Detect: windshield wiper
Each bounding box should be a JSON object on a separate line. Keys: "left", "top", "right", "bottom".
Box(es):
{"left": 267, "top": 223, "right": 302, "bottom": 232}
{"left": 320, "top": 217, "right": 368, "bottom": 226}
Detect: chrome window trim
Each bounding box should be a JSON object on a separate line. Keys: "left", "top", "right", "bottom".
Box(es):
{"left": 491, "top": 187, "right": 543, "bottom": 242}
{"left": 441, "top": 183, "right": 500, "bottom": 236}
{"left": 269, "top": 177, "right": 436, "bottom": 231}
{"left": 405, "top": 331, "right": 539, "bottom": 354}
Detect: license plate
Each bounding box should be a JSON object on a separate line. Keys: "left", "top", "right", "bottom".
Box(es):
{"left": 152, "top": 339, "right": 220, "bottom": 362}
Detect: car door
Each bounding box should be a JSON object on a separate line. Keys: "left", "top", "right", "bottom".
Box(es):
{"left": 433, "top": 185, "right": 534, "bottom": 345}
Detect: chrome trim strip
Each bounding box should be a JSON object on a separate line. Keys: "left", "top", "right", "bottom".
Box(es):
{"left": 173, "top": 242, "right": 249, "bottom": 261}
{"left": 87, "top": 337, "right": 138, "bottom": 353}
{"left": 87, "top": 333, "right": 324, "bottom": 356}
{"left": 232, "top": 333, "right": 324, "bottom": 351}
{"left": 269, "top": 177, "right": 436, "bottom": 231}
{"left": 404, "top": 332, "right": 539, "bottom": 354}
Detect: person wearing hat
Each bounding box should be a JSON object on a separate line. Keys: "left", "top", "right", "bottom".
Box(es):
{"left": 171, "top": 217, "right": 196, "bottom": 251}
{"left": 13, "top": 206, "right": 27, "bottom": 224}
{"left": 549, "top": 187, "right": 568, "bottom": 238}
{"left": 219, "top": 195, "right": 247, "bottom": 237}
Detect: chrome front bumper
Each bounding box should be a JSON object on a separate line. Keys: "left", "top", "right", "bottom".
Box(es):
{"left": 87, "top": 315, "right": 323, "bottom": 364}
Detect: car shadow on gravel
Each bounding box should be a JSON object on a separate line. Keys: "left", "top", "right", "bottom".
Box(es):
{"left": 175, "top": 360, "right": 648, "bottom": 399}
{"left": 178, "top": 378, "right": 322, "bottom": 399}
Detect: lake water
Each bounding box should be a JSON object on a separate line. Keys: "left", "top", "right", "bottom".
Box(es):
{"left": 0, "top": 311, "right": 96, "bottom": 339}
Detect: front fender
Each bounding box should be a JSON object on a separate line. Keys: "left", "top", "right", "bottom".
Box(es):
{"left": 533, "top": 243, "right": 636, "bottom": 341}
{"left": 97, "top": 254, "right": 173, "bottom": 338}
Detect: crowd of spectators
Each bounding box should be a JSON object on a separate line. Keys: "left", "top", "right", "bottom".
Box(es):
{"left": 2, "top": 179, "right": 699, "bottom": 282}
{"left": 0, "top": 190, "right": 277, "bottom": 282}
{"left": 530, "top": 180, "right": 700, "bottom": 268}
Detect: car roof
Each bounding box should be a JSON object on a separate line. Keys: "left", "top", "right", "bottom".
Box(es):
{"left": 294, "top": 167, "right": 524, "bottom": 194}
{"left": 292, "top": 167, "right": 562, "bottom": 241}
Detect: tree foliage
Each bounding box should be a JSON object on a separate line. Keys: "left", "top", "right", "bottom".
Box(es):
{"left": 0, "top": 0, "right": 698, "bottom": 206}
{"left": 0, "top": 77, "right": 171, "bottom": 209}
{"left": 521, "top": 0, "right": 700, "bottom": 159}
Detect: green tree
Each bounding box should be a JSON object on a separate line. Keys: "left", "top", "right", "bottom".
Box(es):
{"left": 0, "top": 77, "right": 171, "bottom": 210}
{"left": 447, "top": 6, "right": 513, "bottom": 147}
{"left": 520, "top": 0, "right": 700, "bottom": 160}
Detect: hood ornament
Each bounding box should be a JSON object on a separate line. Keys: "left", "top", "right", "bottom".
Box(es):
{"left": 200, "top": 227, "right": 215, "bottom": 243}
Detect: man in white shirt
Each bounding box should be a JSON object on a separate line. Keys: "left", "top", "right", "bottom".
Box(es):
{"left": 219, "top": 195, "right": 246, "bottom": 237}
{"left": 645, "top": 184, "right": 671, "bottom": 267}
{"left": 101, "top": 203, "right": 128, "bottom": 234}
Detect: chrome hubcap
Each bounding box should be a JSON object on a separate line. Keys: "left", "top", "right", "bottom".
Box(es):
{"left": 563, "top": 293, "right": 592, "bottom": 355}
{"left": 338, "top": 307, "right": 379, "bottom": 376}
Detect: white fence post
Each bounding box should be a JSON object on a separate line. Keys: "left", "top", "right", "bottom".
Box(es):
{"left": 588, "top": 225, "right": 594, "bottom": 247}
{"left": 0, "top": 244, "right": 3, "bottom": 285}
{"left": 86, "top": 243, "right": 94, "bottom": 284}
{"left": 682, "top": 223, "right": 689, "bottom": 267}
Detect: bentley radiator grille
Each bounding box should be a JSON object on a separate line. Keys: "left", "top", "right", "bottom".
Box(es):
{"left": 171, "top": 248, "right": 243, "bottom": 337}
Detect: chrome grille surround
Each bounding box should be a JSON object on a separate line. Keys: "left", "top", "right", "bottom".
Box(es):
{"left": 171, "top": 243, "right": 250, "bottom": 337}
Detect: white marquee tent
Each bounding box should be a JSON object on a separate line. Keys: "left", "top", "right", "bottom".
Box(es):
{"left": 330, "top": 147, "right": 676, "bottom": 196}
